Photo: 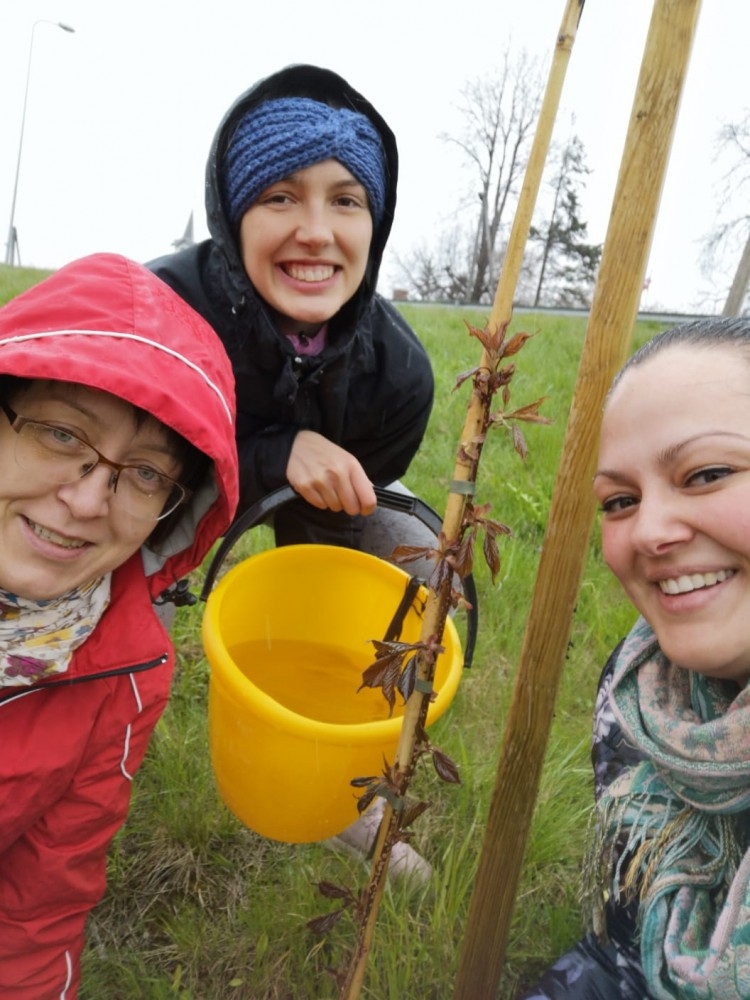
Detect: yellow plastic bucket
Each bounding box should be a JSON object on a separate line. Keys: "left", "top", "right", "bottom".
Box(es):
{"left": 202, "top": 544, "right": 463, "bottom": 843}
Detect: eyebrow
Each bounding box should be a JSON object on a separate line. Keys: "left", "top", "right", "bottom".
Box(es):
{"left": 41, "top": 389, "right": 102, "bottom": 422}
{"left": 657, "top": 431, "right": 750, "bottom": 465}
{"left": 594, "top": 430, "right": 750, "bottom": 482}
{"left": 30, "top": 392, "right": 179, "bottom": 460}
{"left": 592, "top": 467, "right": 631, "bottom": 485}
{"left": 281, "top": 172, "right": 366, "bottom": 191}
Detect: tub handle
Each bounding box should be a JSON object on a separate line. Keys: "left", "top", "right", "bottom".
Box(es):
{"left": 200, "top": 485, "right": 478, "bottom": 667}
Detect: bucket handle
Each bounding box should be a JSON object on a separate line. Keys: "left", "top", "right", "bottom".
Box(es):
{"left": 199, "top": 485, "right": 478, "bottom": 667}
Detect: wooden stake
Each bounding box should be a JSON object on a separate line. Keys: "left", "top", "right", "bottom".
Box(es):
{"left": 337, "top": 2, "right": 584, "bottom": 997}
{"left": 452, "top": 2, "right": 703, "bottom": 996}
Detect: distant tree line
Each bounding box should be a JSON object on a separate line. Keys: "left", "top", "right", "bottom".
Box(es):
{"left": 395, "top": 51, "right": 748, "bottom": 315}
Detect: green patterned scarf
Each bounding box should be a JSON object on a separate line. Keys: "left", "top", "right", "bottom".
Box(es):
{"left": 593, "top": 616, "right": 750, "bottom": 999}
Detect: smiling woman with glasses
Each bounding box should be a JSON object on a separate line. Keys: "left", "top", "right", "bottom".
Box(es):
{"left": 0, "top": 254, "right": 238, "bottom": 999}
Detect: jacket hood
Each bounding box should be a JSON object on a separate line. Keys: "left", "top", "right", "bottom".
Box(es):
{"left": 0, "top": 253, "right": 239, "bottom": 593}
{"left": 205, "top": 64, "right": 399, "bottom": 324}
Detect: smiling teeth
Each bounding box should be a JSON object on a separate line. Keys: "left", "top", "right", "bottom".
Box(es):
{"left": 659, "top": 569, "right": 733, "bottom": 595}
{"left": 30, "top": 521, "right": 87, "bottom": 549}
{"left": 285, "top": 264, "right": 334, "bottom": 282}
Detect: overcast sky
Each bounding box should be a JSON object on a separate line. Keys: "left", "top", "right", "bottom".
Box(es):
{"left": 1, "top": 1, "right": 746, "bottom": 313}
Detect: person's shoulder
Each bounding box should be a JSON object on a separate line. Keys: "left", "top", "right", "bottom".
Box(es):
{"left": 147, "top": 242, "right": 210, "bottom": 291}
{"left": 371, "top": 292, "right": 409, "bottom": 320}
{"left": 362, "top": 297, "right": 433, "bottom": 393}
{"left": 147, "top": 241, "right": 234, "bottom": 334}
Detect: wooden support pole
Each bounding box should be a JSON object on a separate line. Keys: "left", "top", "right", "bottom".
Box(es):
{"left": 452, "top": 2, "right": 703, "bottom": 996}
{"left": 337, "top": 4, "right": 584, "bottom": 996}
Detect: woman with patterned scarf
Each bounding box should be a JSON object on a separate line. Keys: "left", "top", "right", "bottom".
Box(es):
{"left": 521, "top": 317, "right": 750, "bottom": 1000}
{"left": 0, "top": 253, "right": 238, "bottom": 999}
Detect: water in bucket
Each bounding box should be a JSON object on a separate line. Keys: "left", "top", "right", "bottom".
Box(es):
{"left": 229, "top": 638, "right": 402, "bottom": 725}
{"left": 203, "top": 544, "right": 463, "bottom": 843}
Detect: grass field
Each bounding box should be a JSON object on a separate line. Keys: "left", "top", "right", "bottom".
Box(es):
{"left": 0, "top": 266, "right": 667, "bottom": 998}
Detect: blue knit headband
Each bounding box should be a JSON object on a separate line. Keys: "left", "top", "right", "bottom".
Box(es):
{"left": 222, "top": 97, "right": 387, "bottom": 230}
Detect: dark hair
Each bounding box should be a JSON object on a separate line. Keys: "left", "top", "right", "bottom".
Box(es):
{"left": 0, "top": 375, "right": 209, "bottom": 547}
{"left": 146, "top": 443, "right": 209, "bottom": 549}
{"left": 611, "top": 317, "right": 750, "bottom": 394}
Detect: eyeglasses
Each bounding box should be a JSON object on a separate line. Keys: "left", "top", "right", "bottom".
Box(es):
{"left": 0, "top": 401, "right": 190, "bottom": 521}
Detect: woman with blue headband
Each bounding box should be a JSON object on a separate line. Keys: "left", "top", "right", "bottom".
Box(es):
{"left": 150, "top": 65, "right": 434, "bottom": 882}
{"left": 151, "top": 64, "right": 433, "bottom": 550}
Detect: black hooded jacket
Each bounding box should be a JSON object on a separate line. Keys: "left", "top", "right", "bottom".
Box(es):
{"left": 149, "top": 64, "right": 434, "bottom": 520}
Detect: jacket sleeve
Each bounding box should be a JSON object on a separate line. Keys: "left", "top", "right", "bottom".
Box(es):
{"left": 0, "top": 670, "right": 169, "bottom": 999}
{"left": 236, "top": 423, "right": 299, "bottom": 512}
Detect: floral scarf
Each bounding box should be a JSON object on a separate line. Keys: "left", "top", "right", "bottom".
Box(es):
{"left": 0, "top": 576, "right": 111, "bottom": 686}
{"left": 593, "top": 616, "right": 750, "bottom": 999}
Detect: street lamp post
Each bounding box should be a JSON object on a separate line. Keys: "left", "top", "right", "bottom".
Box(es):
{"left": 4, "top": 20, "right": 75, "bottom": 267}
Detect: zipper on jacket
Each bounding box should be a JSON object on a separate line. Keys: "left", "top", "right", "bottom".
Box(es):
{"left": 0, "top": 654, "right": 169, "bottom": 706}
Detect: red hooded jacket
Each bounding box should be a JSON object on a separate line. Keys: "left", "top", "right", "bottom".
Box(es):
{"left": 0, "top": 254, "right": 238, "bottom": 999}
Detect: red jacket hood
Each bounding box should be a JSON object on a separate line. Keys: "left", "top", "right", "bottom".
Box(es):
{"left": 0, "top": 253, "right": 238, "bottom": 592}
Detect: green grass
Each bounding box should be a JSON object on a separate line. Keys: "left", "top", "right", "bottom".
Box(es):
{"left": 2, "top": 270, "right": 668, "bottom": 998}
{"left": 0, "top": 263, "right": 53, "bottom": 305}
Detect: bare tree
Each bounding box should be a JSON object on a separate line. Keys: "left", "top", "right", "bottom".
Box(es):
{"left": 702, "top": 111, "right": 750, "bottom": 316}
{"left": 440, "top": 48, "right": 544, "bottom": 303}
{"left": 527, "top": 135, "right": 601, "bottom": 308}
{"left": 393, "top": 55, "right": 597, "bottom": 307}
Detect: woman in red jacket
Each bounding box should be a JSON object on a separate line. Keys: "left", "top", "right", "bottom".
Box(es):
{"left": 0, "top": 253, "right": 238, "bottom": 999}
